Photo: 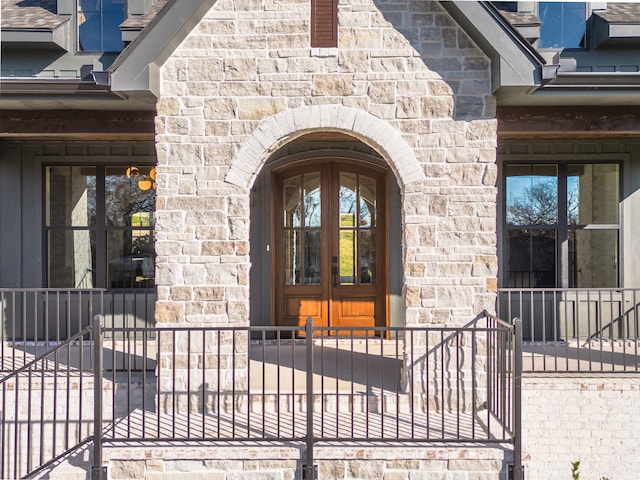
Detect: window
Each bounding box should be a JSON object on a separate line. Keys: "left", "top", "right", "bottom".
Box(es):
{"left": 78, "top": 0, "right": 125, "bottom": 52}
{"left": 504, "top": 163, "right": 619, "bottom": 288}
{"left": 46, "top": 165, "right": 156, "bottom": 289}
{"left": 538, "top": 2, "right": 586, "bottom": 48}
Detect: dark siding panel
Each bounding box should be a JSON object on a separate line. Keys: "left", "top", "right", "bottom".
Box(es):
{"left": 21, "top": 147, "right": 43, "bottom": 287}
{"left": 311, "top": 0, "right": 338, "bottom": 47}
{"left": 0, "top": 147, "right": 22, "bottom": 287}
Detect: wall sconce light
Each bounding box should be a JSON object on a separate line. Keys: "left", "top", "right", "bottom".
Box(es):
{"left": 127, "top": 166, "right": 157, "bottom": 190}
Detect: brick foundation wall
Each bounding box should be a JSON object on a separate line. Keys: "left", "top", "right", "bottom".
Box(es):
{"left": 522, "top": 376, "right": 640, "bottom": 480}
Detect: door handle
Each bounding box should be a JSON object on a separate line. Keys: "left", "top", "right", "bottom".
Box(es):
{"left": 332, "top": 266, "right": 338, "bottom": 287}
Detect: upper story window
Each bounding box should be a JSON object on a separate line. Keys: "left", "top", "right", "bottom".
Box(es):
{"left": 538, "top": 2, "right": 587, "bottom": 48}
{"left": 78, "top": 0, "right": 125, "bottom": 52}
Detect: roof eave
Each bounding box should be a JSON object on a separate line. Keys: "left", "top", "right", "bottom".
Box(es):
{"left": 101, "top": 0, "right": 217, "bottom": 98}
{"left": 440, "top": 1, "right": 544, "bottom": 93}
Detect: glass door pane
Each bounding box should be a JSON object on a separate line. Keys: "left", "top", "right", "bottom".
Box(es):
{"left": 338, "top": 172, "right": 377, "bottom": 286}
{"left": 283, "top": 172, "right": 322, "bottom": 285}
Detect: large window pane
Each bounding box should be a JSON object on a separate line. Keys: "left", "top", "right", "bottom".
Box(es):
{"left": 107, "top": 229, "right": 154, "bottom": 288}
{"left": 106, "top": 166, "right": 156, "bottom": 227}
{"left": 47, "top": 166, "right": 96, "bottom": 227}
{"left": 48, "top": 230, "right": 96, "bottom": 288}
{"left": 507, "top": 229, "right": 556, "bottom": 288}
{"left": 539, "top": 2, "right": 586, "bottom": 48}
{"left": 568, "top": 164, "right": 619, "bottom": 225}
{"left": 506, "top": 164, "right": 558, "bottom": 226}
{"left": 46, "top": 165, "right": 155, "bottom": 289}
{"left": 78, "top": 0, "right": 125, "bottom": 52}
{"left": 569, "top": 230, "right": 618, "bottom": 288}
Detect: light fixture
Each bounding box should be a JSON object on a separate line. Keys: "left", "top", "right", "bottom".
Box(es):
{"left": 126, "top": 166, "right": 140, "bottom": 178}
{"left": 127, "top": 166, "right": 157, "bottom": 191}
{"left": 138, "top": 179, "right": 153, "bottom": 191}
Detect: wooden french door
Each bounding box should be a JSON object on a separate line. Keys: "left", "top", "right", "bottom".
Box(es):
{"left": 273, "top": 160, "right": 387, "bottom": 331}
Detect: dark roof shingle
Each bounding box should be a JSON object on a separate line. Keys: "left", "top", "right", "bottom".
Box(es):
{"left": 120, "top": 0, "right": 170, "bottom": 30}
{"left": 594, "top": 3, "right": 640, "bottom": 24}
{"left": 1, "top": 0, "right": 66, "bottom": 30}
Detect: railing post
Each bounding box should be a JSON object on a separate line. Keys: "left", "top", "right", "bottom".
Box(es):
{"left": 92, "top": 314, "right": 104, "bottom": 480}
{"left": 304, "top": 317, "right": 315, "bottom": 480}
{"left": 513, "top": 318, "right": 523, "bottom": 480}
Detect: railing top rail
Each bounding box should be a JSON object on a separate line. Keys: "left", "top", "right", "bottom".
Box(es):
{"left": 101, "top": 324, "right": 513, "bottom": 335}
{"left": 0, "top": 287, "right": 155, "bottom": 293}
{"left": 481, "top": 310, "right": 515, "bottom": 331}
{"left": 0, "top": 324, "right": 93, "bottom": 383}
{"left": 497, "top": 287, "right": 640, "bottom": 293}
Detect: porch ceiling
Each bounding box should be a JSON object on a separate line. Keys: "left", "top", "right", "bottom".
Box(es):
{"left": 498, "top": 105, "right": 640, "bottom": 139}
{"left": 0, "top": 109, "right": 156, "bottom": 140}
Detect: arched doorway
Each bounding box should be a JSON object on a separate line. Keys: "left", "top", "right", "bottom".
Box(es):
{"left": 272, "top": 158, "right": 388, "bottom": 330}
{"left": 248, "top": 135, "right": 403, "bottom": 331}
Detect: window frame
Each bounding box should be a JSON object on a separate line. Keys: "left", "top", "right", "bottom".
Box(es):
{"left": 76, "top": 0, "right": 126, "bottom": 53}
{"left": 537, "top": 1, "right": 588, "bottom": 50}
{"left": 43, "top": 162, "right": 156, "bottom": 290}
{"left": 500, "top": 158, "right": 622, "bottom": 289}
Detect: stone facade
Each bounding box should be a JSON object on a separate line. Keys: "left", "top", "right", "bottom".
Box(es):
{"left": 151, "top": 0, "right": 501, "bottom": 475}
{"left": 154, "top": 0, "right": 498, "bottom": 330}
{"left": 102, "top": 445, "right": 510, "bottom": 480}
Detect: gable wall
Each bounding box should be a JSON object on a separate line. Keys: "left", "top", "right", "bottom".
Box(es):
{"left": 153, "top": 0, "right": 499, "bottom": 328}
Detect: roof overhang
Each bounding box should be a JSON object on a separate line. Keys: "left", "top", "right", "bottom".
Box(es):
{"left": 0, "top": 78, "right": 157, "bottom": 110}
{"left": 1, "top": 23, "right": 70, "bottom": 51}
{"left": 439, "top": 1, "right": 544, "bottom": 93}
{"left": 99, "top": 0, "right": 217, "bottom": 98}
{"left": 592, "top": 14, "right": 640, "bottom": 48}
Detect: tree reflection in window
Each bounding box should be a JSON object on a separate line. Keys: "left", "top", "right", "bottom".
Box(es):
{"left": 46, "top": 165, "right": 156, "bottom": 289}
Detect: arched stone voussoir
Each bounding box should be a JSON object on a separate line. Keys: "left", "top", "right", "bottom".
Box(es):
{"left": 224, "top": 105, "right": 425, "bottom": 190}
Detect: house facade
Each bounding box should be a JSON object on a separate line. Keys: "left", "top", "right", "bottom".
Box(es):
{"left": 2, "top": 1, "right": 640, "bottom": 479}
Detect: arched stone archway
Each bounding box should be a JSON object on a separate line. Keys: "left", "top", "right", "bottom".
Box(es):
{"left": 225, "top": 105, "right": 425, "bottom": 190}
{"left": 248, "top": 134, "right": 405, "bottom": 329}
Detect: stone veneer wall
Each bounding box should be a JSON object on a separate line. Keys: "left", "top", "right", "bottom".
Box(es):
{"left": 154, "top": 0, "right": 499, "bottom": 329}
{"left": 103, "top": 445, "right": 512, "bottom": 479}
{"left": 153, "top": 0, "right": 499, "bottom": 416}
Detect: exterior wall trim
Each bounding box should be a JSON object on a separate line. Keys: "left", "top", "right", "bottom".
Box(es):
{"left": 224, "top": 105, "right": 426, "bottom": 190}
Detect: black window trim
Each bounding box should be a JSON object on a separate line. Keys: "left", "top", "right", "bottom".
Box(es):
{"left": 499, "top": 157, "right": 623, "bottom": 289}
{"left": 43, "top": 160, "right": 156, "bottom": 290}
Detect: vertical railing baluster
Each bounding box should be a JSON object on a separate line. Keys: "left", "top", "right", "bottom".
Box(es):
{"left": 513, "top": 317, "right": 523, "bottom": 480}
{"left": 92, "top": 314, "right": 104, "bottom": 480}
{"left": 305, "top": 317, "right": 315, "bottom": 480}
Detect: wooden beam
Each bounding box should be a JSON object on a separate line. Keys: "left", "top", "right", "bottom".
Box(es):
{"left": 498, "top": 106, "right": 640, "bottom": 139}
{"left": 0, "top": 110, "right": 155, "bottom": 140}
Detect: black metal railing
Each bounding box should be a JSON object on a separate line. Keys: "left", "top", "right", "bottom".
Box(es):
{"left": 0, "top": 310, "right": 521, "bottom": 480}
{"left": 498, "top": 288, "right": 640, "bottom": 372}
{"left": 93, "top": 314, "right": 521, "bottom": 480}
{"left": 0, "top": 324, "right": 95, "bottom": 479}
{"left": 0, "top": 288, "right": 155, "bottom": 373}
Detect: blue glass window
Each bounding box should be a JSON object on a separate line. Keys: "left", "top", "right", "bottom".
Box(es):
{"left": 78, "top": 0, "right": 125, "bottom": 52}
{"left": 539, "top": 2, "right": 586, "bottom": 48}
